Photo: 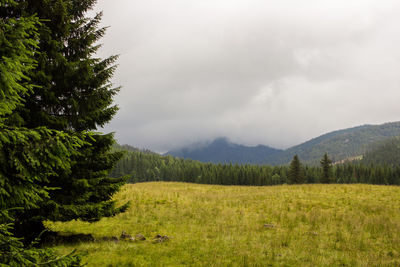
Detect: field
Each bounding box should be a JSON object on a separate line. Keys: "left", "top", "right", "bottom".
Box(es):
{"left": 47, "top": 182, "right": 400, "bottom": 266}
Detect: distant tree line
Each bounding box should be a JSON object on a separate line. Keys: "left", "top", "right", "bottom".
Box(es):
{"left": 110, "top": 150, "right": 400, "bottom": 186}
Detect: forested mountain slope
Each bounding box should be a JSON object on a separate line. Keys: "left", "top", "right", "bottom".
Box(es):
{"left": 362, "top": 136, "right": 400, "bottom": 166}
{"left": 271, "top": 122, "right": 400, "bottom": 165}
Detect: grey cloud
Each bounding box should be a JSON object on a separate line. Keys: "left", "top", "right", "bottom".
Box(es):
{"left": 95, "top": 0, "right": 400, "bottom": 151}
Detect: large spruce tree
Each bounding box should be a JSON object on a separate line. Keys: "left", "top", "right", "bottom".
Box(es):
{"left": 3, "top": 0, "right": 128, "bottom": 239}
{"left": 12, "top": 0, "right": 119, "bottom": 131}
{"left": 0, "top": 0, "right": 82, "bottom": 263}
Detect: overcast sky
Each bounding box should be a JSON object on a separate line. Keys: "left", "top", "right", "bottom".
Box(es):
{"left": 94, "top": 0, "right": 400, "bottom": 152}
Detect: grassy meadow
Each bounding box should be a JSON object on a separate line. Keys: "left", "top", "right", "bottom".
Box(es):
{"left": 47, "top": 182, "right": 400, "bottom": 266}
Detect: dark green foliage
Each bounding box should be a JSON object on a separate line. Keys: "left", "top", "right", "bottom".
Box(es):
{"left": 0, "top": 1, "right": 82, "bottom": 264}
{"left": 0, "top": 126, "right": 85, "bottom": 211}
{"left": 110, "top": 148, "right": 289, "bottom": 186}
{"left": 13, "top": 0, "right": 120, "bottom": 131}
{"left": 288, "top": 155, "right": 305, "bottom": 184}
{"left": 0, "top": 0, "right": 38, "bottom": 117}
{"left": 0, "top": 0, "right": 83, "bottom": 218}
{"left": 1, "top": 213, "right": 82, "bottom": 266}
{"left": 41, "top": 133, "right": 128, "bottom": 222}
{"left": 320, "top": 153, "right": 332, "bottom": 183}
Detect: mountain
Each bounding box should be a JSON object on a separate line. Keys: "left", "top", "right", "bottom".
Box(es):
{"left": 166, "top": 137, "right": 283, "bottom": 164}
{"left": 166, "top": 121, "right": 400, "bottom": 165}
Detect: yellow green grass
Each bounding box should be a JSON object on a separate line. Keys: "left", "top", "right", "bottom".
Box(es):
{"left": 47, "top": 182, "right": 400, "bottom": 266}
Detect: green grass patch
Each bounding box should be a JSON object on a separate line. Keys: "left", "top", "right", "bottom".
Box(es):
{"left": 47, "top": 182, "right": 400, "bottom": 266}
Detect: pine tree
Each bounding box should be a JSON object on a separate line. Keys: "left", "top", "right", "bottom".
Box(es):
{"left": 13, "top": 0, "right": 120, "bottom": 131}
{"left": 0, "top": 1, "right": 81, "bottom": 263}
{"left": 3, "top": 0, "right": 128, "bottom": 239}
{"left": 320, "top": 153, "right": 332, "bottom": 183}
{"left": 0, "top": 0, "right": 83, "bottom": 215}
{"left": 288, "top": 155, "right": 305, "bottom": 184}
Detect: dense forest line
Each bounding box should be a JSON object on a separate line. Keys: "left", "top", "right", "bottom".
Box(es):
{"left": 110, "top": 148, "right": 400, "bottom": 186}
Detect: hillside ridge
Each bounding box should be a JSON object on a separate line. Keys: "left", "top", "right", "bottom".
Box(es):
{"left": 165, "top": 121, "right": 400, "bottom": 165}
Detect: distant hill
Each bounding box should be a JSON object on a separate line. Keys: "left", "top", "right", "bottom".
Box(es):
{"left": 268, "top": 122, "right": 400, "bottom": 165}
{"left": 362, "top": 136, "right": 400, "bottom": 166}
{"left": 166, "top": 137, "right": 283, "bottom": 164}
{"left": 166, "top": 121, "right": 400, "bottom": 165}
